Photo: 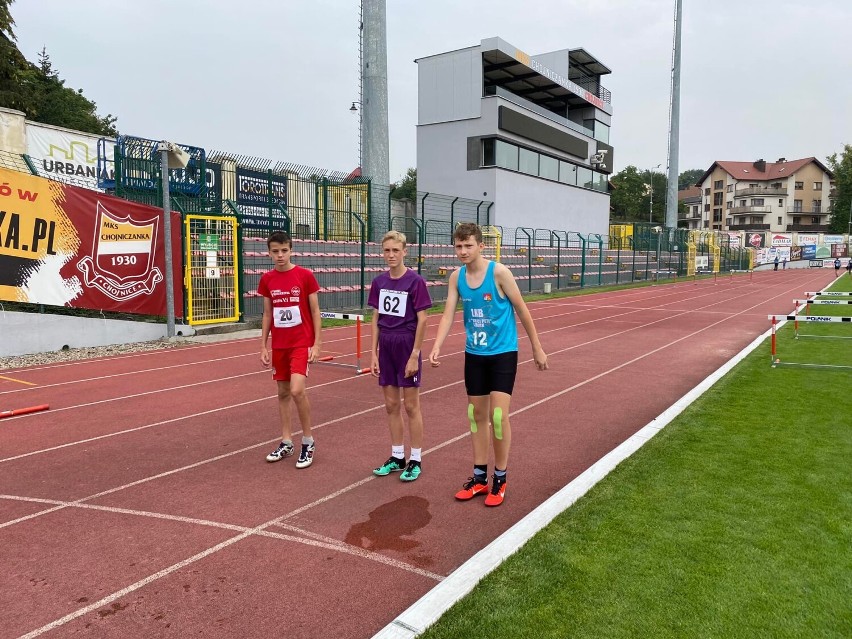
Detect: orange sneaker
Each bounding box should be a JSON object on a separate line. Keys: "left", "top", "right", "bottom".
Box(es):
{"left": 455, "top": 476, "right": 489, "bottom": 500}
{"left": 484, "top": 475, "right": 506, "bottom": 507}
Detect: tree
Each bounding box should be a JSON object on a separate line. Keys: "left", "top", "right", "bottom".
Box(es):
{"left": 37, "top": 45, "right": 54, "bottom": 77}
{"left": 610, "top": 165, "right": 668, "bottom": 223}
{"left": 827, "top": 144, "right": 852, "bottom": 235}
{"left": 0, "top": 1, "right": 118, "bottom": 136}
{"left": 391, "top": 167, "right": 416, "bottom": 201}
{"left": 678, "top": 168, "right": 704, "bottom": 190}
{"left": 0, "top": 0, "right": 32, "bottom": 112}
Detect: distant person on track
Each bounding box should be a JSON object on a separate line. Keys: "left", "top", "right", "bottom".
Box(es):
{"left": 774, "top": 255, "right": 779, "bottom": 271}
{"left": 368, "top": 230, "right": 433, "bottom": 482}
{"left": 429, "top": 223, "right": 548, "bottom": 507}
{"left": 835, "top": 257, "right": 842, "bottom": 277}
{"left": 782, "top": 256, "right": 787, "bottom": 269}
{"left": 847, "top": 258, "right": 852, "bottom": 276}
{"left": 259, "top": 231, "right": 322, "bottom": 469}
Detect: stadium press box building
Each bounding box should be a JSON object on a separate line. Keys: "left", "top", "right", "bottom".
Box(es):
{"left": 415, "top": 37, "right": 614, "bottom": 236}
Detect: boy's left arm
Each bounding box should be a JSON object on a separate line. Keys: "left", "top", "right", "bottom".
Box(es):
{"left": 405, "top": 309, "right": 429, "bottom": 378}
{"left": 495, "top": 264, "right": 548, "bottom": 371}
{"left": 308, "top": 291, "right": 322, "bottom": 362}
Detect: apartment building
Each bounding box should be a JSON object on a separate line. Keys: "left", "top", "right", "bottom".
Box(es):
{"left": 694, "top": 157, "right": 834, "bottom": 233}
{"left": 415, "top": 37, "right": 613, "bottom": 235}
{"left": 678, "top": 186, "right": 702, "bottom": 230}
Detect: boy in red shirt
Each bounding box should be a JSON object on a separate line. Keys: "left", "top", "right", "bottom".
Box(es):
{"left": 259, "top": 231, "right": 322, "bottom": 468}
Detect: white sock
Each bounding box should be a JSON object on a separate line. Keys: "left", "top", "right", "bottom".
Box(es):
{"left": 303, "top": 436, "right": 314, "bottom": 446}
{"left": 391, "top": 445, "right": 405, "bottom": 459}
{"left": 409, "top": 448, "right": 422, "bottom": 462}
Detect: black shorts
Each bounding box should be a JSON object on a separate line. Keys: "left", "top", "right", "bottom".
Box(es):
{"left": 464, "top": 351, "right": 518, "bottom": 396}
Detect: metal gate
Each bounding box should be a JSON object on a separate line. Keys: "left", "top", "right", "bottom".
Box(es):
{"left": 184, "top": 215, "right": 240, "bottom": 325}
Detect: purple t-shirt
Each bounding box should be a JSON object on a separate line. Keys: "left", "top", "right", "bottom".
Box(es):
{"left": 368, "top": 269, "right": 432, "bottom": 333}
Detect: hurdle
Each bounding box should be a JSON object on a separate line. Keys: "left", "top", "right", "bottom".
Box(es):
{"left": 0, "top": 404, "right": 49, "bottom": 419}
{"left": 804, "top": 291, "right": 852, "bottom": 296}
{"left": 794, "top": 299, "right": 852, "bottom": 305}
{"left": 316, "top": 312, "right": 371, "bottom": 375}
{"left": 768, "top": 314, "right": 852, "bottom": 368}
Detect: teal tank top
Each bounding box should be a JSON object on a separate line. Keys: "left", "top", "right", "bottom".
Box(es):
{"left": 458, "top": 261, "right": 518, "bottom": 355}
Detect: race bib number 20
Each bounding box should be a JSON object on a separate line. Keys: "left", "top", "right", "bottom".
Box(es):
{"left": 379, "top": 289, "right": 408, "bottom": 317}
{"left": 274, "top": 306, "right": 302, "bottom": 328}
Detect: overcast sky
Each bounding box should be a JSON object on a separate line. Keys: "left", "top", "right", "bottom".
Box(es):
{"left": 12, "top": 0, "right": 852, "bottom": 184}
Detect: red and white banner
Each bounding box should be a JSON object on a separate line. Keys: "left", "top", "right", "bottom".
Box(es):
{"left": 0, "top": 168, "right": 183, "bottom": 316}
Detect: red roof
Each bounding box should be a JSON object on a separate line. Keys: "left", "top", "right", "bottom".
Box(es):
{"left": 697, "top": 157, "right": 833, "bottom": 185}
{"left": 678, "top": 186, "right": 701, "bottom": 200}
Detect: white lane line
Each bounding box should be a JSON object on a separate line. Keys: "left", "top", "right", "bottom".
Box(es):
{"left": 0, "top": 494, "right": 441, "bottom": 581}
{"left": 0, "top": 331, "right": 359, "bottom": 396}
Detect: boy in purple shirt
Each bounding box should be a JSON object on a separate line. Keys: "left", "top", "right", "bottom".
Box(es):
{"left": 368, "top": 231, "right": 432, "bottom": 481}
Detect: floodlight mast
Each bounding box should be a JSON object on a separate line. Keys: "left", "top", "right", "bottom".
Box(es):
{"left": 157, "top": 141, "right": 189, "bottom": 338}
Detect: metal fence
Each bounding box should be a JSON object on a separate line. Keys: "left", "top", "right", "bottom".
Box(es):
{"left": 2, "top": 146, "right": 754, "bottom": 324}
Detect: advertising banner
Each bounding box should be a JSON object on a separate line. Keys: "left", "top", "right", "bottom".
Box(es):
{"left": 0, "top": 168, "right": 182, "bottom": 315}
{"left": 832, "top": 244, "right": 849, "bottom": 258}
{"left": 770, "top": 233, "right": 792, "bottom": 247}
{"left": 26, "top": 123, "right": 114, "bottom": 191}
{"left": 823, "top": 234, "right": 844, "bottom": 245}
{"left": 797, "top": 233, "right": 818, "bottom": 246}
{"left": 746, "top": 232, "right": 765, "bottom": 248}
{"left": 727, "top": 232, "right": 742, "bottom": 248}
{"left": 801, "top": 245, "right": 817, "bottom": 260}
{"left": 236, "top": 168, "right": 288, "bottom": 228}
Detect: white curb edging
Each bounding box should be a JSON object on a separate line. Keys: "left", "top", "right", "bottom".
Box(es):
{"left": 373, "top": 326, "right": 775, "bottom": 638}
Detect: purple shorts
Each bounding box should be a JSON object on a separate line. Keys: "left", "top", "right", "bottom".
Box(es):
{"left": 378, "top": 331, "right": 422, "bottom": 388}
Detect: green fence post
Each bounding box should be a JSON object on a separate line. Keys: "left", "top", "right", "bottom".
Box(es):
{"left": 353, "top": 213, "right": 366, "bottom": 309}
{"left": 322, "top": 178, "right": 329, "bottom": 241}
{"left": 579, "top": 233, "right": 587, "bottom": 288}
{"left": 450, "top": 197, "right": 458, "bottom": 239}
{"left": 517, "top": 228, "right": 533, "bottom": 292}
{"left": 314, "top": 181, "right": 320, "bottom": 240}
{"left": 485, "top": 202, "right": 493, "bottom": 227}
{"left": 551, "top": 231, "right": 561, "bottom": 290}
{"left": 420, "top": 192, "right": 429, "bottom": 241}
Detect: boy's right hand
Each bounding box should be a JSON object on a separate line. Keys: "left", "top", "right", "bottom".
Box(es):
{"left": 428, "top": 347, "right": 441, "bottom": 367}
{"left": 260, "top": 347, "right": 270, "bottom": 367}
{"left": 370, "top": 354, "right": 380, "bottom": 378}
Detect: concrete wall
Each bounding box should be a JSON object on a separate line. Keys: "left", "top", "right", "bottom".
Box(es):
{"left": 493, "top": 169, "right": 609, "bottom": 234}
{"left": 0, "top": 107, "right": 27, "bottom": 154}
{"left": 0, "top": 312, "right": 195, "bottom": 357}
{"left": 417, "top": 46, "right": 482, "bottom": 125}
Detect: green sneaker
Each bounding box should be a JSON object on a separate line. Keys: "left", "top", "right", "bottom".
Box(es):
{"left": 373, "top": 456, "right": 406, "bottom": 476}
{"left": 400, "top": 460, "right": 421, "bottom": 482}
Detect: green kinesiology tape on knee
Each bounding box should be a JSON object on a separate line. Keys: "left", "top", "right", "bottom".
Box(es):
{"left": 468, "top": 403, "right": 477, "bottom": 433}
{"left": 493, "top": 407, "right": 503, "bottom": 440}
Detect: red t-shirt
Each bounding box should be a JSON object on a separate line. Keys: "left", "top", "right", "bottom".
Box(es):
{"left": 257, "top": 266, "right": 320, "bottom": 349}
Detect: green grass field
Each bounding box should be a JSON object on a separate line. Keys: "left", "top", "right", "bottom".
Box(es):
{"left": 419, "top": 273, "right": 852, "bottom": 639}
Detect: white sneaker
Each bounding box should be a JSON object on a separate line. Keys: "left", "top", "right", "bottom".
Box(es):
{"left": 295, "top": 442, "right": 315, "bottom": 469}
{"left": 266, "top": 441, "right": 294, "bottom": 462}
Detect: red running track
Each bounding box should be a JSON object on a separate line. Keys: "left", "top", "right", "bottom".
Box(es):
{"left": 0, "top": 269, "right": 834, "bottom": 638}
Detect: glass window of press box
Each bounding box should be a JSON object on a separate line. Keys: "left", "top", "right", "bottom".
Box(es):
{"left": 481, "top": 139, "right": 608, "bottom": 192}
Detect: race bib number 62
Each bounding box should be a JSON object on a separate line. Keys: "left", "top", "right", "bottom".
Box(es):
{"left": 379, "top": 289, "right": 408, "bottom": 317}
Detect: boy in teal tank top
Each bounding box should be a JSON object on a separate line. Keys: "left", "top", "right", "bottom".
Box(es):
{"left": 429, "top": 223, "right": 548, "bottom": 506}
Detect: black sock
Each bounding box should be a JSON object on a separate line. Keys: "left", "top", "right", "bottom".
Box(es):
{"left": 474, "top": 465, "right": 487, "bottom": 482}
{"left": 494, "top": 468, "right": 507, "bottom": 483}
